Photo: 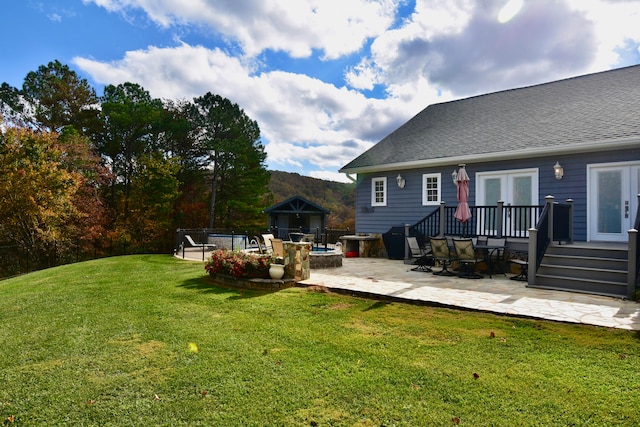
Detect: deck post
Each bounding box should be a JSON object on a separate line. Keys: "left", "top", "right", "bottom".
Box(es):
{"left": 496, "top": 200, "right": 504, "bottom": 238}
{"left": 566, "top": 199, "right": 574, "bottom": 243}
{"left": 628, "top": 229, "right": 638, "bottom": 299}
{"left": 439, "top": 201, "right": 446, "bottom": 236}
{"left": 527, "top": 227, "right": 537, "bottom": 287}
{"left": 545, "top": 195, "right": 554, "bottom": 242}
{"left": 404, "top": 223, "right": 411, "bottom": 263}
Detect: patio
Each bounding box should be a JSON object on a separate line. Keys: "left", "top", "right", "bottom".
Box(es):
{"left": 177, "top": 250, "right": 640, "bottom": 330}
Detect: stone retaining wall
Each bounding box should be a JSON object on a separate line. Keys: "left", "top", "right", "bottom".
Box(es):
{"left": 209, "top": 274, "right": 297, "bottom": 291}
{"left": 310, "top": 252, "right": 343, "bottom": 269}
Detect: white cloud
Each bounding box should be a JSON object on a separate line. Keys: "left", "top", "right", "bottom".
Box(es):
{"left": 566, "top": 0, "right": 640, "bottom": 70}
{"left": 353, "top": 0, "right": 615, "bottom": 99}
{"left": 73, "top": 43, "right": 412, "bottom": 174}
{"left": 48, "top": 13, "right": 63, "bottom": 22}
{"left": 309, "top": 170, "right": 354, "bottom": 183}
{"left": 74, "top": 0, "right": 640, "bottom": 180}
{"left": 83, "top": 0, "right": 399, "bottom": 59}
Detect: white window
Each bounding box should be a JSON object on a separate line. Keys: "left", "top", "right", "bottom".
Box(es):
{"left": 422, "top": 173, "right": 441, "bottom": 205}
{"left": 371, "top": 177, "right": 387, "bottom": 206}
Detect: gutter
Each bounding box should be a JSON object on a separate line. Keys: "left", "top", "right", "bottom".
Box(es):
{"left": 339, "top": 137, "right": 640, "bottom": 175}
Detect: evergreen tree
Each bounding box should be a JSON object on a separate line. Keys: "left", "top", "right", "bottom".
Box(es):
{"left": 95, "top": 82, "right": 166, "bottom": 226}
{"left": 20, "top": 60, "right": 100, "bottom": 134}
{"left": 190, "top": 93, "right": 270, "bottom": 228}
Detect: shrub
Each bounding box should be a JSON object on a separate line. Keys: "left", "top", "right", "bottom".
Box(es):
{"left": 205, "top": 249, "right": 271, "bottom": 279}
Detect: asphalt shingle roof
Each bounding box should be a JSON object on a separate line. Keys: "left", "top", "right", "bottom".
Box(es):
{"left": 341, "top": 64, "right": 640, "bottom": 172}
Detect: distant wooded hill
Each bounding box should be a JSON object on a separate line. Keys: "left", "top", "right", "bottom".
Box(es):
{"left": 268, "top": 171, "right": 355, "bottom": 229}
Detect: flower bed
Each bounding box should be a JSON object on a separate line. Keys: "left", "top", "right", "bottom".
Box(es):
{"left": 205, "top": 249, "right": 271, "bottom": 279}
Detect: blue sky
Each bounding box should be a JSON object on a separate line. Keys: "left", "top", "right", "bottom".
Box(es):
{"left": 2, "top": 0, "right": 640, "bottom": 182}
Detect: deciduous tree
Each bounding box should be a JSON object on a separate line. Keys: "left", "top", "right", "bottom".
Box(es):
{"left": 0, "top": 127, "right": 82, "bottom": 256}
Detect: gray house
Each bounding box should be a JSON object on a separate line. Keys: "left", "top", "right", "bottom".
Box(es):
{"left": 340, "top": 65, "right": 640, "bottom": 298}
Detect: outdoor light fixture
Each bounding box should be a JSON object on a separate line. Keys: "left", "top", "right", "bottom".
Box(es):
{"left": 396, "top": 174, "right": 406, "bottom": 189}
{"left": 452, "top": 164, "right": 466, "bottom": 185}
{"left": 554, "top": 161, "right": 564, "bottom": 180}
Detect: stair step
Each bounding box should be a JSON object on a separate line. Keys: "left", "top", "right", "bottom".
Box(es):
{"left": 542, "top": 254, "right": 627, "bottom": 271}
{"left": 533, "top": 274, "right": 628, "bottom": 298}
{"left": 538, "top": 263, "right": 627, "bottom": 282}
{"left": 529, "top": 242, "right": 631, "bottom": 297}
{"left": 546, "top": 244, "right": 628, "bottom": 259}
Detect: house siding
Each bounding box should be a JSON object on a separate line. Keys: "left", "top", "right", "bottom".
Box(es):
{"left": 354, "top": 148, "right": 640, "bottom": 240}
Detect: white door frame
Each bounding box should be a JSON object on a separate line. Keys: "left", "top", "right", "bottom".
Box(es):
{"left": 587, "top": 161, "right": 640, "bottom": 242}
{"left": 476, "top": 168, "right": 539, "bottom": 235}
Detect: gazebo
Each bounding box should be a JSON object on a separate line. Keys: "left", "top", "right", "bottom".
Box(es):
{"left": 263, "top": 195, "right": 330, "bottom": 236}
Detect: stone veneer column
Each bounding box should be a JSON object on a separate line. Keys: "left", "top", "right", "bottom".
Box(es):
{"left": 283, "top": 241, "right": 311, "bottom": 281}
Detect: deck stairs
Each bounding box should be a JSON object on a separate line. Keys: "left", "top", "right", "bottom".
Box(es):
{"left": 532, "top": 243, "right": 629, "bottom": 298}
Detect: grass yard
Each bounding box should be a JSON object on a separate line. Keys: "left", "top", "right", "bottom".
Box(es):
{"left": 0, "top": 255, "right": 639, "bottom": 426}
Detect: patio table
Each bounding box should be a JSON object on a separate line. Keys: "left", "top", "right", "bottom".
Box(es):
{"left": 474, "top": 244, "right": 506, "bottom": 278}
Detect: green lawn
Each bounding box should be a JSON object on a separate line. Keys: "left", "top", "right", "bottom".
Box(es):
{"left": 1, "top": 255, "right": 638, "bottom": 426}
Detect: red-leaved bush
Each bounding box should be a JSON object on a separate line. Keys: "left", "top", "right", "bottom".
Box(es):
{"left": 205, "top": 250, "right": 271, "bottom": 279}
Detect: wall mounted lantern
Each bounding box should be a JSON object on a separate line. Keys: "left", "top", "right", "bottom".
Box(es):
{"left": 553, "top": 161, "right": 564, "bottom": 180}
{"left": 396, "top": 174, "right": 406, "bottom": 189}
{"left": 452, "top": 164, "right": 466, "bottom": 185}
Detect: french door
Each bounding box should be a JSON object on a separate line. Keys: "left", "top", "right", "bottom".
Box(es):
{"left": 476, "top": 169, "right": 538, "bottom": 236}
{"left": 588, "top": 163, "right": 640, "bottom": 242}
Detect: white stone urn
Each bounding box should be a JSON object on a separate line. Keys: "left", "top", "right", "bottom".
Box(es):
{"left": 269, "top": 263, "right": 285, "bottom": 280}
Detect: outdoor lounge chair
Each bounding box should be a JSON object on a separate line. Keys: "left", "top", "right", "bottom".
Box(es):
{"left": 184, "top": 235, "right": 216, "bottom": 249}
{"left": 261, "top": 234, "right": 275, "bottom": 253}
{"left": 429, "top": 237, "right": 457, "bottom": 276}
{"left": 406, "top": 236, "right": 432, "bottom": 272}
{"left": 271, "top": 238, "right": 285, "bottom": 259}
{"left": 453, "top": 238, "right": 484, "bottom": 279}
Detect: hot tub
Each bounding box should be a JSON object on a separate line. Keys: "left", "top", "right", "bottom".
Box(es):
{"left": 309, "top": 247, "right": 342, "bottom": 269}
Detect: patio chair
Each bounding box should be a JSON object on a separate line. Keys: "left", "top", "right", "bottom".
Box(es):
{"left": 271, "top": 238, "right": 285, "bottom": 259}
{"left": 487, "top": 237, "right": 507, "bottom": 275}
{"left": 473, "top": 235, "right": 488, "bottom": 246}
{"left": 261, "top": 233, "right": 275, "bottom": 253}
{"left": 248, "top": 236, "right": 262, "bottom": 252}
{"left": 429, "top": 237, "right": 457, "bottom": 276}
{"left": 453, "top": 238, "right": 484, "bottom": 279}
{"left": 406, "top": 236, "right": 433, "bottom": 272}
{"left": 184, "top": 235, "right": 216, "bottom": 250}
{"left": 509, "top": 255, "right": 529, "bottom": 281}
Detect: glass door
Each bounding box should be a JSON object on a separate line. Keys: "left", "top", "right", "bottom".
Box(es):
{"left": 477, "top": 169, "right": 538, "bottom": 236}
{"left": 588, "top": 163, "right": 640, "bottom": 242}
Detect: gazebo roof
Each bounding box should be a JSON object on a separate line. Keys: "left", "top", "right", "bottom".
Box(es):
{"left": 263, "top": 195, "right": 331, "bottom": 215}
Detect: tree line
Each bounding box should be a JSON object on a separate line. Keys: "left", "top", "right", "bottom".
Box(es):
{"left": 0, "top": 60, "right": 272, "bottom": 267}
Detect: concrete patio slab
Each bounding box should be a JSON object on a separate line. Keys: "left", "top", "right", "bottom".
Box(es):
{"left": 176, "top": 251, "right": 640, "bottom": 330}
{"left": 298, "top": 258, "right": 640, "bottom": 330}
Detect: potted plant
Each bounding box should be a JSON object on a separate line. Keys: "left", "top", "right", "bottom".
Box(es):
{"left": 269, "top": 256, "right": 285, "bottom": 280}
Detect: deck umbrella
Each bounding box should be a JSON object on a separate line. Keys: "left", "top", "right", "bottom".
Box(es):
{"left": 454, "top": 165, "right": 471, "bottom": 225}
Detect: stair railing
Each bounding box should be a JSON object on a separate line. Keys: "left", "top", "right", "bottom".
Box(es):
{"left": 526, "top": 196, "right": 554, "bottom": 286}
{"left": 627, "top": 194, "right": 640, "bottom": 298}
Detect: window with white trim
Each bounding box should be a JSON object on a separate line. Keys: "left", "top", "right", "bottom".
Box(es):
{"left": 422, "top": 173, "right": 441, "bottom": 205}
{"left": 371, "top": 177, "right": 387, "bottom": 206}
